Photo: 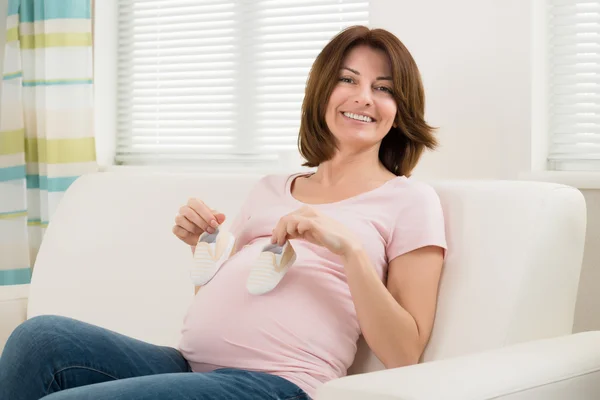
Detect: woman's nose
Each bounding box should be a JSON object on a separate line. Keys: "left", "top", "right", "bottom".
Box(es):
{"left": 353, "top": 85, "right": 373, "bottom": 107}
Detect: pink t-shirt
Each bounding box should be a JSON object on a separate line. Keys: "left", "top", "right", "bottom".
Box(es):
{"left": 178, "top": 173, "right": 447, "bottom": 398}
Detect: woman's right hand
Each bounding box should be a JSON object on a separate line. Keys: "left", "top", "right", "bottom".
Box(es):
{"left": 172, "top": 198, "right": 226, "bottom": 247}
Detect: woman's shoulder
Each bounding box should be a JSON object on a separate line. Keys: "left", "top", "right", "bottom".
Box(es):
{"left": 387, "top": 176, "right": 441, "bottom": 203}
{"left": 245, "top": 173, "right": 286, "bottom": 189}
{"left": 251, "top": 173, "right": 290, "bottom": 188}
{"left": 255, "top": 172, "right": 312, "bottom": 191}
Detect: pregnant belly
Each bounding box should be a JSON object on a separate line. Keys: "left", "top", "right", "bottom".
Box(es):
{"left": 179, "top": 247, "right": 359, "bottom": 376}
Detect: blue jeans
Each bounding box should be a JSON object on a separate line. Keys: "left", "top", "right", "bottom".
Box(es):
{"left": 0, "top": 315, "right": 310, "bottom": 400}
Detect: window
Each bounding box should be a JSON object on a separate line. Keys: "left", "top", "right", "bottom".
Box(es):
{"left": 115, "top": 0, "right": 369, "bottom": 167}
{"left": 547, "top": 0, "right": 600, "bottom": 171}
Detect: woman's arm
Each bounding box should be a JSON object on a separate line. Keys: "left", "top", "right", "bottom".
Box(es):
{"left": 343, "top": 245, "right": 444, "bottom": 368}
{"left": 269, "top": 204, "right": 444, "bottom": 366}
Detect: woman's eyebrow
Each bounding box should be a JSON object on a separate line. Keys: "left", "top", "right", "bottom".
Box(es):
{"left": 341, "top": 66, "right": 392, "bottom": 81}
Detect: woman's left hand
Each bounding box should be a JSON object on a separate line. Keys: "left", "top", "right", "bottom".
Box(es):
{"left": 271, "top": 206, "right": 362, "bottom": 257}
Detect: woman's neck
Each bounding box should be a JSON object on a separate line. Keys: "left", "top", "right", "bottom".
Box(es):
{"left": 310, "top": 148, "right": 393, "bottom": 187}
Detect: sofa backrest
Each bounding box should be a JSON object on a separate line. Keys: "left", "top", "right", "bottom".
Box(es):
{"left": 28, "top": 172, "right": 587, "bottom": 375}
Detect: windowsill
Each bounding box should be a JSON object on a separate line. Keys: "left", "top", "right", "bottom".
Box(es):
{"left": 100, "top": 165, "right": 216, "bottom": 173}
{"left": 519, "top": 171, "right": 600, "bottom": 190}
{"left": 99, "top": 164, "right": 277, "bottom": 174}
{"left": 98, "top": 163, "right": 314, "bottom": 175}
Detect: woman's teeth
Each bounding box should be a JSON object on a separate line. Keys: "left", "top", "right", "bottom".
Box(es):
{"left": 343, "top": 112, "right": 373, "bottom": 123}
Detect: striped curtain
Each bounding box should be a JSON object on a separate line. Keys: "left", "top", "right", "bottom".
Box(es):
{"left": 0, "top": 0, "right": 96, "bottom": 286}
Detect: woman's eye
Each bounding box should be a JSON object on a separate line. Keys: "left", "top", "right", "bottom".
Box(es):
{"left": 339, "top": 77, "right": 353, "bottom": 83}
{"left": 377, "top": 86, "right": 393, "bottom": 94}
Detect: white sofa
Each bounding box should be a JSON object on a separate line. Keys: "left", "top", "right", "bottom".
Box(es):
{"left": 2, "top": 171, "right": 600, "bottom": 399}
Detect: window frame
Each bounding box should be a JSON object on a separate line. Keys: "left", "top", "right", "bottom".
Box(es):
{"left": 94, "top": 0, "right": 367, "bottom": 173}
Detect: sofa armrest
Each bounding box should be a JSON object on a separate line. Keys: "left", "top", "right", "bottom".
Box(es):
{"left": 317, "top": 332, "right": 600, "bottom": 400}
{"left": 0, "top": 284, "right": 29, "bottom": 354}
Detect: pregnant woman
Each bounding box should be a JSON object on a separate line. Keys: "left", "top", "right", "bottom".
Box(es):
{"left": 0, "top": 25, "right": 446, "bottom": 400}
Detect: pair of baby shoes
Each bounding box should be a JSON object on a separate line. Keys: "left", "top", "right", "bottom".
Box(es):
{"left": 189, "top": 227, "right": 296, "bottom": 295}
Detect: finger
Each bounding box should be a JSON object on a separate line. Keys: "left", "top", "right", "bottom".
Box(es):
{"left": 296, "top": 219, "right": 313, "bottom": 235}
{"left": 175, "top": 214, "right": 201, "bottom": 234}
{"left": 277, "top": 218, "right": 292, "bottom": 246}
{"left": 187, "top": 213, "right": 214, "bottom": 234}
{"left": 182, "top": 207, "right": 214, "bottom": 234}
{"left": 286, "top": 217, "right": 302, "bottom": 239}
{"left": 172, "top": 225, "right": 196, "bottom": 245}
{"left": 176, "top": 211, "right": 200, "bottom": 234}
{"left": 187, "top": 198, "right": 217, "bottom": 227}
{"left": 292, "top": 219, "right": 317, "bottom": 245}
{"left": 179, "top": 204, "right": 208, "bottom": 230}
{"left": 172, "top": 225, "right": 183, "bottom": 238}
{"left": 271, "top": 217, "right": 286, "bottom": 245}
{"left": 210, "top": 209, "right": 227, "bottom": 225}
{"left": 188, "top": 198, "right": 219, "bottom": 229}
{"left": 172, "top": 225, "right": 189, "bottom": 239}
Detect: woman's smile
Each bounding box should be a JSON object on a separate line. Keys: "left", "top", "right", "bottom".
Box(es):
{"left": 340, "top": 111, "right": 376, "bottom": 124}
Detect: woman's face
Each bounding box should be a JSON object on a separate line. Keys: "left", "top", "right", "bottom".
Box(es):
{"left": 325, "top": 45, "right": 397, "bottom": 152}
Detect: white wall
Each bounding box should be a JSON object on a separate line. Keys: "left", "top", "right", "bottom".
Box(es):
{"left": 371, "top": 0, "right": 532, "bottom": 181}
{"left": 371, "top": 0, "right": 600, "bottom": 333}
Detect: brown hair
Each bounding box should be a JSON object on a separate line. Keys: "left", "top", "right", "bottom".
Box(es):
{"left": 298, "top": 25, "right": 438, "bottom": 177}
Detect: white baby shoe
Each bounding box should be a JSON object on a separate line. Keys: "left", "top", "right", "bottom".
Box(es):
{"left": 246, "top": 241, "right": 296, "bottom": 295}
{"left": 190, "top": 227, "right": 236, "bottom": 286}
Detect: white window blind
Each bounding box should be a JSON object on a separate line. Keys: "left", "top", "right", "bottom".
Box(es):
{"left": 116, "top": 0, "right": 369, "bottom": 166}
{"left": 548, "top": 0, "right": 600, "bottom": 171}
